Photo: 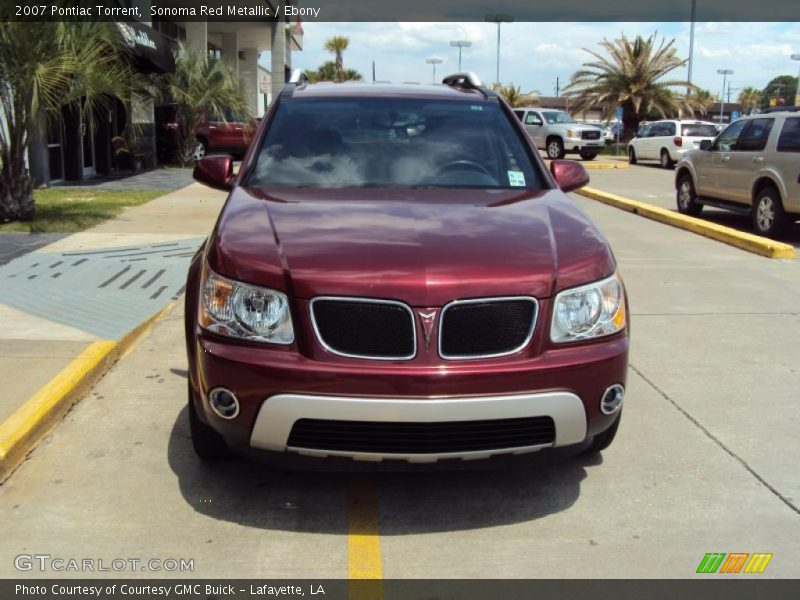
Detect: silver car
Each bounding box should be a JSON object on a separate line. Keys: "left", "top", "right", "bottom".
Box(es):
{"left": 513, "top": 108, "right": 605, "bottom": 160}
{"left": 675, "top": 109, "right": 800, "bottom": 237}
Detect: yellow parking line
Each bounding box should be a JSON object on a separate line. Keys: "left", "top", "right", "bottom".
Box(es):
{"left": 348, "top": 478, "right": 383, "bottom": 598}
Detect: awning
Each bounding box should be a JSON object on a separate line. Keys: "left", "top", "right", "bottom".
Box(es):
{"left": 115, "top": 21, "right": 176, "bottom": 74}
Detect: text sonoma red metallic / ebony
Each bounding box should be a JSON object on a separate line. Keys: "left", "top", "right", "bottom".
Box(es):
{"left": 185, "top": 72, "right": 629, "bottom": 464}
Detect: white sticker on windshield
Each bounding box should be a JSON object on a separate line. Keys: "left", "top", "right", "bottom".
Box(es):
{"left": 507, "top": 171, "right": 526, "bottom": 187}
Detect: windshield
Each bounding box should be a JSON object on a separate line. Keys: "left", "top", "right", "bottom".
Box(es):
{"left": 541, "top": 110, "right": 576, "bottom": 124}
{"left": 681, "top": 124, "right": 719, "bottom": 137}
{"left": 248, "top": 98, "right": 543, "bottom": 189}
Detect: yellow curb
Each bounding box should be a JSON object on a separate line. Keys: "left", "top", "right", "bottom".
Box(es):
{"left": 543, "top": 159, "right": 629, "bottom": 169}
{"left": 576, "top": 187, "right": 797, "bottom": 260}
{"left": 0, "top": 302, "right": 175, "bottom": 484}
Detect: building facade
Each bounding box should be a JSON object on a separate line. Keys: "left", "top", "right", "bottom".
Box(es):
{"left": 27, "top": 0, "right": 301, "bottom": 186}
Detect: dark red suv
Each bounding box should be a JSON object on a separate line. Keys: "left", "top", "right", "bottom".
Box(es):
{"left": 156, "top": 105, "right": 255, "bottom": 162}
{"left": 185, "top": 72, "right": 629, "bottom": 464}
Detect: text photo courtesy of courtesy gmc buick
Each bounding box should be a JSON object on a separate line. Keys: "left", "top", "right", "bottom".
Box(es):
{"left": 185, "top": 71, "right": 630, "bottom": 465}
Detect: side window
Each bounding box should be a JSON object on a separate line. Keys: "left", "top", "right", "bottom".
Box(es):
{"left": 649, "top": 123, "right": 666, "bottom": 137}
{"left": 738, "top": 118, "right": 774, "bottom": 152}
{"left": 637, "top": 125, "right": 651, "bottom": 138}
{"left": 665, "top": 122, "right": 677, "bottom": 136}
{"left": 513, "top": 110, "right": 524, "bottom": 122}
{"left": 714, "top": 120, "right": 748, "bottom": 152}
{"left": 777, "top": 117, "right": 800, "bottom": 152}
{"left": 524, "top": 112, "right": 542, "bottom": 126}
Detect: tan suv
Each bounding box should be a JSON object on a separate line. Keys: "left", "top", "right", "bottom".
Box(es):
{"left": 674, "top": 109, "right": 800, "bottom": 237}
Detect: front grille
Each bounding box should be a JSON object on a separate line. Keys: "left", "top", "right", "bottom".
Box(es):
{"left": 287, "top": 416, "right": 556, "bottom": 454}
{"left": 310, "top": 297, "right": 415, "bottom": 360}
{"left": 581, "top": 130, "right": 602, "bottom": 140}
{"left": 440, "top": 298, "right": 537, "bottom": 359}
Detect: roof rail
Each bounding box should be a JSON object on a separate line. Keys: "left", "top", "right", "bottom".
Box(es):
{"left": 442, "top": 72, "right": 483, "bottom": 88}
{"left": 441, "top": 71, "right": 496, "bottom": 99}
{"left": 288, "top": 69, "right": 308, "bottom": 85}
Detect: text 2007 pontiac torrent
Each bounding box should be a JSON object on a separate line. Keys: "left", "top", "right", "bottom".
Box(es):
{"left": 184, "top": 72, "right": 629, "bottom": 464}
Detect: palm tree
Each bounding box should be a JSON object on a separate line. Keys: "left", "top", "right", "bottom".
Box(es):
{"left": 0, "top": 21, "right": 139, "bottom": 222}
{"left": 323, "top": 36, "right": 350, "bottom": 82}
{"left": 492, "top": 83, "right": 539, "bottom": 108}
{"left": 305, "top": 61, "right": 363, "bottom": 83}
{"left": 563, "top": 33, "right": 697, "bottom": 139}
{"left": 692, "top": 89, "right": 717, "bottom": 116}
{"left": 738, "top": 87, "right": 760, "bottom": 114}
{"left": 156, "top": 45, "right": 251, "bottom": 166}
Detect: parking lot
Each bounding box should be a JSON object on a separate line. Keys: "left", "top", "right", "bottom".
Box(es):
{"left": 1, "top": 163, "right": 798, "bottom": 579}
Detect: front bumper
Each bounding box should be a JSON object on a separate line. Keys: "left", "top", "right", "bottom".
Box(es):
{"left": 189, "top": 326, "right": 628, "bottom": 462}
{"left": 565, "top": 136, "right": 605, "bottom": 152}
{"left": 250, "top": 391, "right": 587, "bottom": 462}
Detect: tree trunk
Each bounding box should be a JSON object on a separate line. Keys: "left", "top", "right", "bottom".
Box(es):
{"left": 0, "top": 171, "right": 35, "bottom": 222}
{"left": 621, "top": 99, "right": 639, "bottom": 142}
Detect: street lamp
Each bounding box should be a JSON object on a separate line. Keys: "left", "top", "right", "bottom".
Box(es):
{"left": 687, "top": 0, "right": 696, "bottom": 95}
{"left": 792, "top": 54, "right": 800, "bottom": 106}
{"left": 717, "top": 69, "right": 734, "bottom": 123}
{"left": 426, "top": 58, "right": 443, "bottom": 84}
{"left": 485, "top": 14, "right": 514, "bottom": 86}
{"left": 450, "top": 40, "right": 471, "bottom": 71}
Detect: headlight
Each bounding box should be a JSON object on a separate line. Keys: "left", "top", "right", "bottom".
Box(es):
{"left": 550, "top": 273, "right": 626, "bottom": 343}
{"left": 567, "top": 129, "right": 577, "bottom": 138}
{"left": 199, "top": 267, "right": 294, "bottom": 344}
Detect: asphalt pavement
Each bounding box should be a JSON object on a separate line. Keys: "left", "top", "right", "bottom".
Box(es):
{"left": 0, "top": 192, "right": 797, "bottom": 578}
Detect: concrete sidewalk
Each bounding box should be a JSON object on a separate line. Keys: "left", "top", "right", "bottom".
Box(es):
{"left": 0, "top": 182, "right": 225, "bottom": 432}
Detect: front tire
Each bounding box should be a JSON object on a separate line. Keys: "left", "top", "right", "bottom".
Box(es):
{"left": 188, "top": 385, "right": 231, "bottom": 460}
{"left": 660, "top": 149, "right": 674, "bottom": 169}
{"left": 582, "top": 413, "right": 621, "bottom": 455}
{"left": 628, "top": 147, "right": 637, "bottom": 165}
{"left": 193, "top": 139, "right": 208, "bottom": 162}
{"left": 676, "top": 173, "right": 703, "bottom": 216}
{"left": 546, "top": 138, "right": 565, "bottom": 159}
{"left": 579, "top": 150, "right": 598, "bottom": 161}
{"left": 752, "top": 186, "right": 788, "bottom": 238}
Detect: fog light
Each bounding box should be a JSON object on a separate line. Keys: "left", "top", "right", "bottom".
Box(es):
{"left": 600, "top": 384, "right": 624, "bottom": 415}
{"left": 208, "top": 387, "right": 240, "bottom": 419}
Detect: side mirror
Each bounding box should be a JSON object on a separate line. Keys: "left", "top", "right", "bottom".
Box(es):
{"left": 193, "top": 155, "right": 234, "bottom": 190}
{"left": 550, "top": 159, "right": 589, "bottom": 193}
{"left": 699, "top": 139, "right": 713, "bottom": 151}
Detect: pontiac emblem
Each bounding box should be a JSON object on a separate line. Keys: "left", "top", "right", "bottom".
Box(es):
{"left": 417, "top": 311, "right": 437, "bottom": 349}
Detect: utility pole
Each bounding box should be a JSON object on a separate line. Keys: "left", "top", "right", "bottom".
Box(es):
{"left": 555, "top": 77, "right": 560, "bottom": 96}
{"left": 450, "top": 40, "right": 471, "bottom": 71}
{"left": 717, "top": 69, "right": 734, "bottom": 123}
{"left": 485, "top": 14, "right": 514, "bottom": 86}
{"left": 372, "top": 61, "right": 375, "bottom": 83}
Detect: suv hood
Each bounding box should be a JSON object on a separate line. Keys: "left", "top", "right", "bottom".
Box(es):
{"left": 209, "top": 187, "right": 615, "bottom": 306}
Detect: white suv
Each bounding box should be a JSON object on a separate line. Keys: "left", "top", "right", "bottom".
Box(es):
{"left": 628, "top": 119, "right": 718, "bottom": 169}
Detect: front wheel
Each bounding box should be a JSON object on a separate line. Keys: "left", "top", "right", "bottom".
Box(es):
{"left": 752, "top": 187, "right": 788, "bottom": 238}
{"left": 581, "top": 413, "right": 621, "bottom": 455}
{"left": 579, "top": 150, "right": 598, "bottom": 161}
{"left": 676, "top": 173, "right": 703, "bottom": 216}
{"left": 193, "top": 139, "right": 208, "bottom": 162}
{"left": 546, "top": 138, "right": 565, "bottom": 159}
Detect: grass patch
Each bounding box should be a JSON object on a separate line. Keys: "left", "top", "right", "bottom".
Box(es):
{"left": 0, "top": 188, "right": 168, "bottom": 234}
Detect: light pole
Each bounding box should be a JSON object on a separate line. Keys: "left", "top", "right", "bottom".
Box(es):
{"left": 426, "top": 58, "right": 443, "bottom": 84}
{"left": 450, "top": 40, "right": 471, "bottom": 71}
{"left": 717, "top": 69, "right": 734, "bottom": 124}
{"left": 792, "top": 54, "right": 800, "bottom": 106}
{"left": 485, "top": 14, "right": 514, "bottom": 86}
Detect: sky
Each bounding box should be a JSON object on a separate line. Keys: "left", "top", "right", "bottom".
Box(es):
{"left": 281, "top": 22, "right": 800, "bottom": 99}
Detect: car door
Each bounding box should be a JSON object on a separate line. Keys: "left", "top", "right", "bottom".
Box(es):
{"left": 723, "top": 118, "right": 775, "bottom": 205}
{"left": 645, "top": 122, "right": 669, "bottom": 160}
{"left": 523, "top": 111, "right": 546, "bottom": 148}
{"left": 775, "top": 117, "right": 800, "bottom": 212}
{"left": 698, "top": 119, "right": 748, "bottom": 199}
{"left": 631, "top": 124, "right": 650, "bottom": 158}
